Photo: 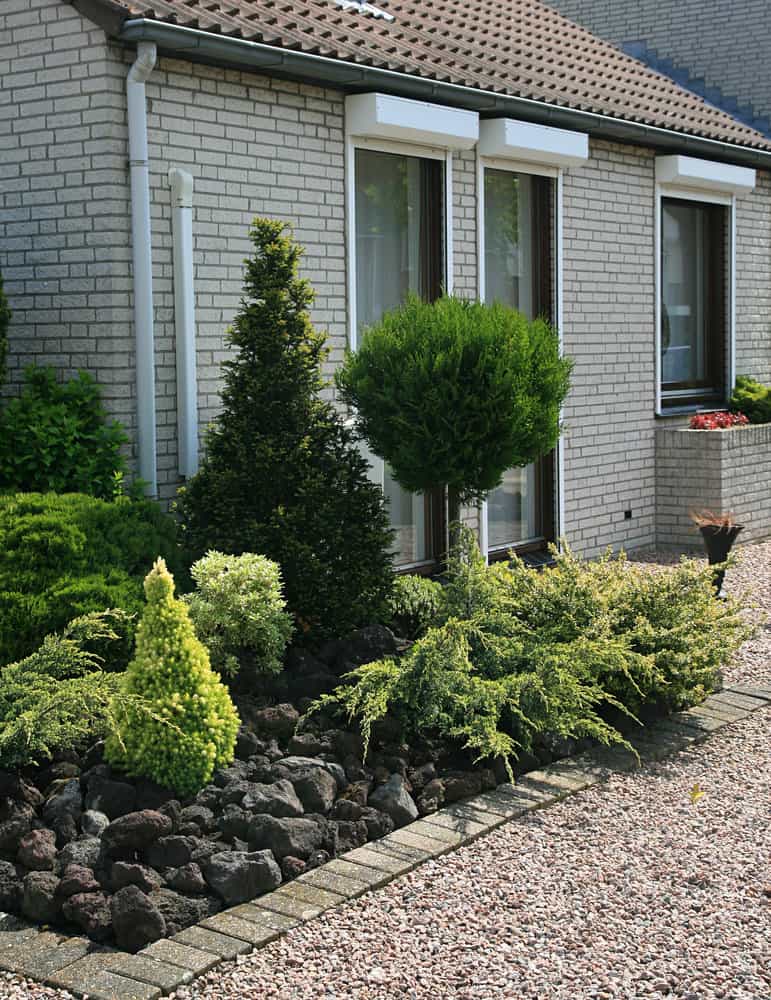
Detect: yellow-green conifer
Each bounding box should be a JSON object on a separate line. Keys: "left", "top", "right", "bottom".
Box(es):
{"left": 105, "top": 557, "right": 239, "bottom": 796}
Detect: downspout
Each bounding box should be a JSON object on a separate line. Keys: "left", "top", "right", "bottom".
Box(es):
{"left": 168, "top": 168, "right": 199, "bottom": 478}
{"left": 127, "top": 42, "right": 158, "bottom": 496}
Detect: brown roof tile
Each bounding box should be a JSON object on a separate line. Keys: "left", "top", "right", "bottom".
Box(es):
{"left": 85, "top": 0, "right": 771, "bottom": 151}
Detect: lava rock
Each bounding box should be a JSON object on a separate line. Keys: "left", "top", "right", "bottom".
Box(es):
{"left": 17, "top": 829, "right": 57, "bottom": 871}
{"left": 331, "top": 799, "right": 364, "bottom": 821}
{"left": 0, "top": 861, "right": 21, "bottom": 912}
{"left": 368, "top": 774, "right": 418, "bottom": 828}
{"left": 212, "top": 761, "right": 251, "bottom": 789}
{"left": 343, "top": 755, "right": 370, "bottom": 783}
{"left": 22, "top": 871, "right": 61, "bottom": 923}
{"left": 249, "top": 704, "right": 299, "bottom": 742}
{"left": 408, "top": 762, "right": 438, "bottom": 792}
{"left": 219, "top": 781, "right": 252, "bottom": 807}
{"left": 203, "top": 850, "right": 282, "bottom": 906}
{"left": 167, "top": 862, "right": 207, "bottom": 895}
{"left": 62, "top": 891, "right": 112, "bottom": 941}
{"left": 0, "top": 815, "right": 32, "bottom": 853}
{"left": 145, "top": 835, "right": 198, "bottom": 870}
{"left": 290, "top": 769, "right": 337, "bottom": 814}
{"left": 322, "top": 625, "right": 397, "bottom": 674}
{"left": 218, "top": 804, "right": 249, "bottom": 842}
{"left": 288, "top": 733, "right": 326, "bottom": 757}
{"left": 341, "top": 781, "right": 372, "bottom": 807}
{"left": 158, "top": 800, "right": 182, "bottom": 833}
{"left": 150, "top": 888, "right": 220, "bottom": 935}
{"left": 102, "top": 810, "right": 173, "bottom": 851}
{"left": 329, "top": 819, "right": 368, "bottom": 855}
{"left": 306, "top": 850, "right": 330, "bottom": 870}
{"left": 248, "top": 815, "right": 326, "bottom": 860}
{"left": 57, "top": 865, "right": 101, "bottom": 897}
{"left": 195, "top": 786, "right": 221, "bottom": 811}
{"left": 134, "top": 779, "right": 176, "bottom": 812}
{"left": 111, "top": 862, "right": 163, "bottom": 894}
{"left": 442, "top": 772, "right": 483, "bottom": 804}
{"left": 111, "top": 885, "right": 166, "bottom": 952}
{"left": 42, "top": 779, "right": 82, "bottom": 831}
{"left": 84, "top": 776, "right": 136, "bottom": 820}
{"left": 81, "top": 811, "right": 110, "bottom": 837}
{"left": 280, "top": 756, "right": 346, "bottom": 790}
{"left": 235, "top": 728, "right": 261, "bottom": 760}
{"left": 242, "top": 780, "right": 304, "bottom": 818}
{"left": 57, "top": 837, "right": 102, "bottom": 871}
{"left": 280, "top": 856, "right": 306, "bottom": 880}
{"left": 179, "top": 805, "right": 216, "bottom": 834}
{"left": 360, "top": 806, "right": 394, "bottom": 840}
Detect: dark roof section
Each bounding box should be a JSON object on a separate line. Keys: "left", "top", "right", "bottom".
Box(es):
{"left": 75, "top": 0, "right": 771, "bottom": 154}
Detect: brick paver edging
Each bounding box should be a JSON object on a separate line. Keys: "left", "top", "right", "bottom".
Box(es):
{"left": 1, "top": 683, "right": 768, "bottom": 1000}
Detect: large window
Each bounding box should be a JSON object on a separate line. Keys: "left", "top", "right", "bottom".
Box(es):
{"left": 483, "top": 168, "right": 554, "bottom": 556}
{"left": 660, "top": 198, "right": 727, "bottom": 407}
{"left": 354, "top": 147, "right": 445, "bottom": 569}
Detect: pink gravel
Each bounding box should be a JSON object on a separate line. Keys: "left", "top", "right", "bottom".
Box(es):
{"left": 3, "top": 543, "right": 770, "bottom": 1000}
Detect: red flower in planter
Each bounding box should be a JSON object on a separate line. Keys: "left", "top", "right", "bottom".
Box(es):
{"left": 689, "top": 411, "right": 749, "bottom": 430}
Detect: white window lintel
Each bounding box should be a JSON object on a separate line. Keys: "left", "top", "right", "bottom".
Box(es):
{"left": 656, "top": 154, "right": 756, "bottom": 196}
{"left": 478, "top": 118, "right": 589, "bottom": 169}
{"left": 345, "top": 92, "right": 479, "bottom": 151}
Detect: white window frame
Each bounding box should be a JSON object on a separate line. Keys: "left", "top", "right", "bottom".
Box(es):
{"left": 654, "top": 182, "right": 736, "bottom": 415}
{"left": 477, "top": 153, "right": 565, "bottom": 560}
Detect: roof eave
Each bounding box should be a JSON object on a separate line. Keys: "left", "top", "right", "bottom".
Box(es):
{"left": 118, "top": 18, "right": 771, "bottom": 169}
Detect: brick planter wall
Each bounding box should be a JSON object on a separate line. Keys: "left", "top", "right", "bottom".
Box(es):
{"left": 655, "top": 423, "right": 771, "bottom": 548}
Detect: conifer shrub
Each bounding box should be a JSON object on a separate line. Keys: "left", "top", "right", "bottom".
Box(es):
{"left": 0, "top": 366, "right": 139, "bottom": 499}
{"left": 0, "top": 610, "right": 139, "bottom": 769}
{"left": 184, "top": 550, "right": 293, "bottom": 682}
{"left": 176, "top": 218, "right": 394, "bottom": 642}
{"left": 386, "top": 574, "right": 443, "bottom": 639}
{"left": 729, "top": 374, "right": 771, "bottom": 425}
{"left": 0, "top": 268, "right": 10, "bottom": 391}
{"left": 105, "top": 558, "right": 240, "bottom": 797}
{"left": 314, "top": 531, "right": 750, "bottom": 774}
{"left": 0, "top": 492, "right": 182, "bottom": 667}
{"left": 336, "top": 294, "right": 572, "bottom": 532}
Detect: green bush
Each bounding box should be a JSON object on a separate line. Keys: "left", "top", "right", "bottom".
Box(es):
{"left": 0, "top": 268, "right": 10, "bottom": 391}
{"left": 177, "top": 218, "right": 394, "bottom": 642}
{"left": 386, "top": 574, "right": 443, "bottom": 639}
{"left": 105, "top": 558, "right": 240, "bottom": 797}
{"left": 729, "top": 374, "right": 771, "bottom": 425}
{"left": 0, "top": 610, "right": 140, "bottom": 769}
{"left": 0, "top": 492, "right": 182, "bottom": 666}
{"left": 185, "top": 550, "right": 293, "bottom": 682}
{"left": 0, "top": 365, "right": 139, "bottom": 499}
{"left": 336, "top": 294, "right": 572, "bottom": 529}
{"left": 314, "top": 532, "right": 750, "bottom": 774}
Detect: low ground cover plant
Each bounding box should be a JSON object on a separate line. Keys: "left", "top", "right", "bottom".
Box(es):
{"left": 177, "top": 219, "right": 394, "bottom": 642}
{"left": 105, "top": 558, "right": 240, "bottom": 796}
{"left": 0, "top": 610, "right": 138, "bottom": 769}
{"left": 729, "top": 374, "right": 771, "bottom": 425}
{"left": 315, "top": 532, "right": 750, "bottom": 774}
{"left": 0, "top": 492, "right": 182, "bottom": 666}
{"left": 185, "top": 550, "right": 293, "bottom": 683}
{"left": 0, "top": 366, "right": 140, "bottom": 498}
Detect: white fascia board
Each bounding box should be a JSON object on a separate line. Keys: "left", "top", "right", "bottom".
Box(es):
{"left": 656, "top": 154, "right": 756, "bottom": 195}
{"left": 345, "top": 92, "right": 479, "bottom": 150}
{"left": 478, "top": 118, "right": 589, "bottom": 168}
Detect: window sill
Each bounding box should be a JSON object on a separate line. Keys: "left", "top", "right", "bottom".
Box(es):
{"left": 656, "top": 401, "right": 727, "bottom": 417}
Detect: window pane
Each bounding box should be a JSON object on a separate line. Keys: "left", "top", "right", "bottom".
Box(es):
{"left": 488, "top": 465, "right": 538, "bottom": 550}
{"left": 354, "top": 148, "right": 443, "bottom": 566}
{"left": 484, "top": 169, "right": 545, "bottom": 549}
{"left": 661, "top": 198, "right": 725, "bottom": 400}
{"left": 484, "top": 169, "right": 533, "bottom": 314}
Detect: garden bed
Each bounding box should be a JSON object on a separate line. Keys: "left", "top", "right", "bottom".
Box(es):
{"left": 655, "top": 422, "right": 771, "bottom": 548}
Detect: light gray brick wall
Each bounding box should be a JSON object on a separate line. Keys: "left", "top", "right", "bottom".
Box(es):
{"left": 0, "top": 0, "right": 134, "bottom": 434}
{"left": 735, "top": 170, "right": 771, "bottom": 384}
{"left": 546, "top": 1, "right": 771, "bottom": 127}
{"left": 656, "top": 424, "right": 771, "bottom": 548}
{"left": 560, "top": 140, "right": 658, "bottom": 556}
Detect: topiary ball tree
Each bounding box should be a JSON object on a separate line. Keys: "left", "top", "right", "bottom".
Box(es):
{"left": 105, "top": 557, "right": 240, "bottom": 797}
{"left": 176, "top": 218, "right": 394, "bottom": 642}
{"left": 336, "top": 294, "right": 573, "bottom": 543}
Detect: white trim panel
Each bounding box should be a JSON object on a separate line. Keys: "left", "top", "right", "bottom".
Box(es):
{"left": 346, "top": 92, "right": 479, "bottom": 150}
{"left": 479, "top": 118, "right": 589, "bottom": 169}
{"left": 656, "top": 155, "right": 756, "bottom": 196}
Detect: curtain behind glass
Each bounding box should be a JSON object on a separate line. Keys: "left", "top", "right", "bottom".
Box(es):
{"left": 661, "top": 201, "right": 707, "bottom": 388}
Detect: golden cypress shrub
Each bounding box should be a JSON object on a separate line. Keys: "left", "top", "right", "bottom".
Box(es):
{"left": 105, "top": 557, "right": 239, "bottom": 796}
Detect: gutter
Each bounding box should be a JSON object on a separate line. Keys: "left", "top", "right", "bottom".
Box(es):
{"left": 118, "top": 18, "right": 771, "bottom": 171}
{"left": 127, "top": 40, "right": 158, "bottom": 497}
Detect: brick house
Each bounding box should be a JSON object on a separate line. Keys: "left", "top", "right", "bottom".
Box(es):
{"left": 3, "top": 0, "right": 771, "bottom": 570}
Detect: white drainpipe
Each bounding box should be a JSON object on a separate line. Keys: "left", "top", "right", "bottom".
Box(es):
{"left": 127, "top": 42, "right": 158, "bottom": 496}
{"left": 168, "top": 167, "right": 199, "bottom": 477}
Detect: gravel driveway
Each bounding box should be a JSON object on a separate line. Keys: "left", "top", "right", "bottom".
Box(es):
{"left": 4, "top": 543, "right": 770, "bottom": 1000}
